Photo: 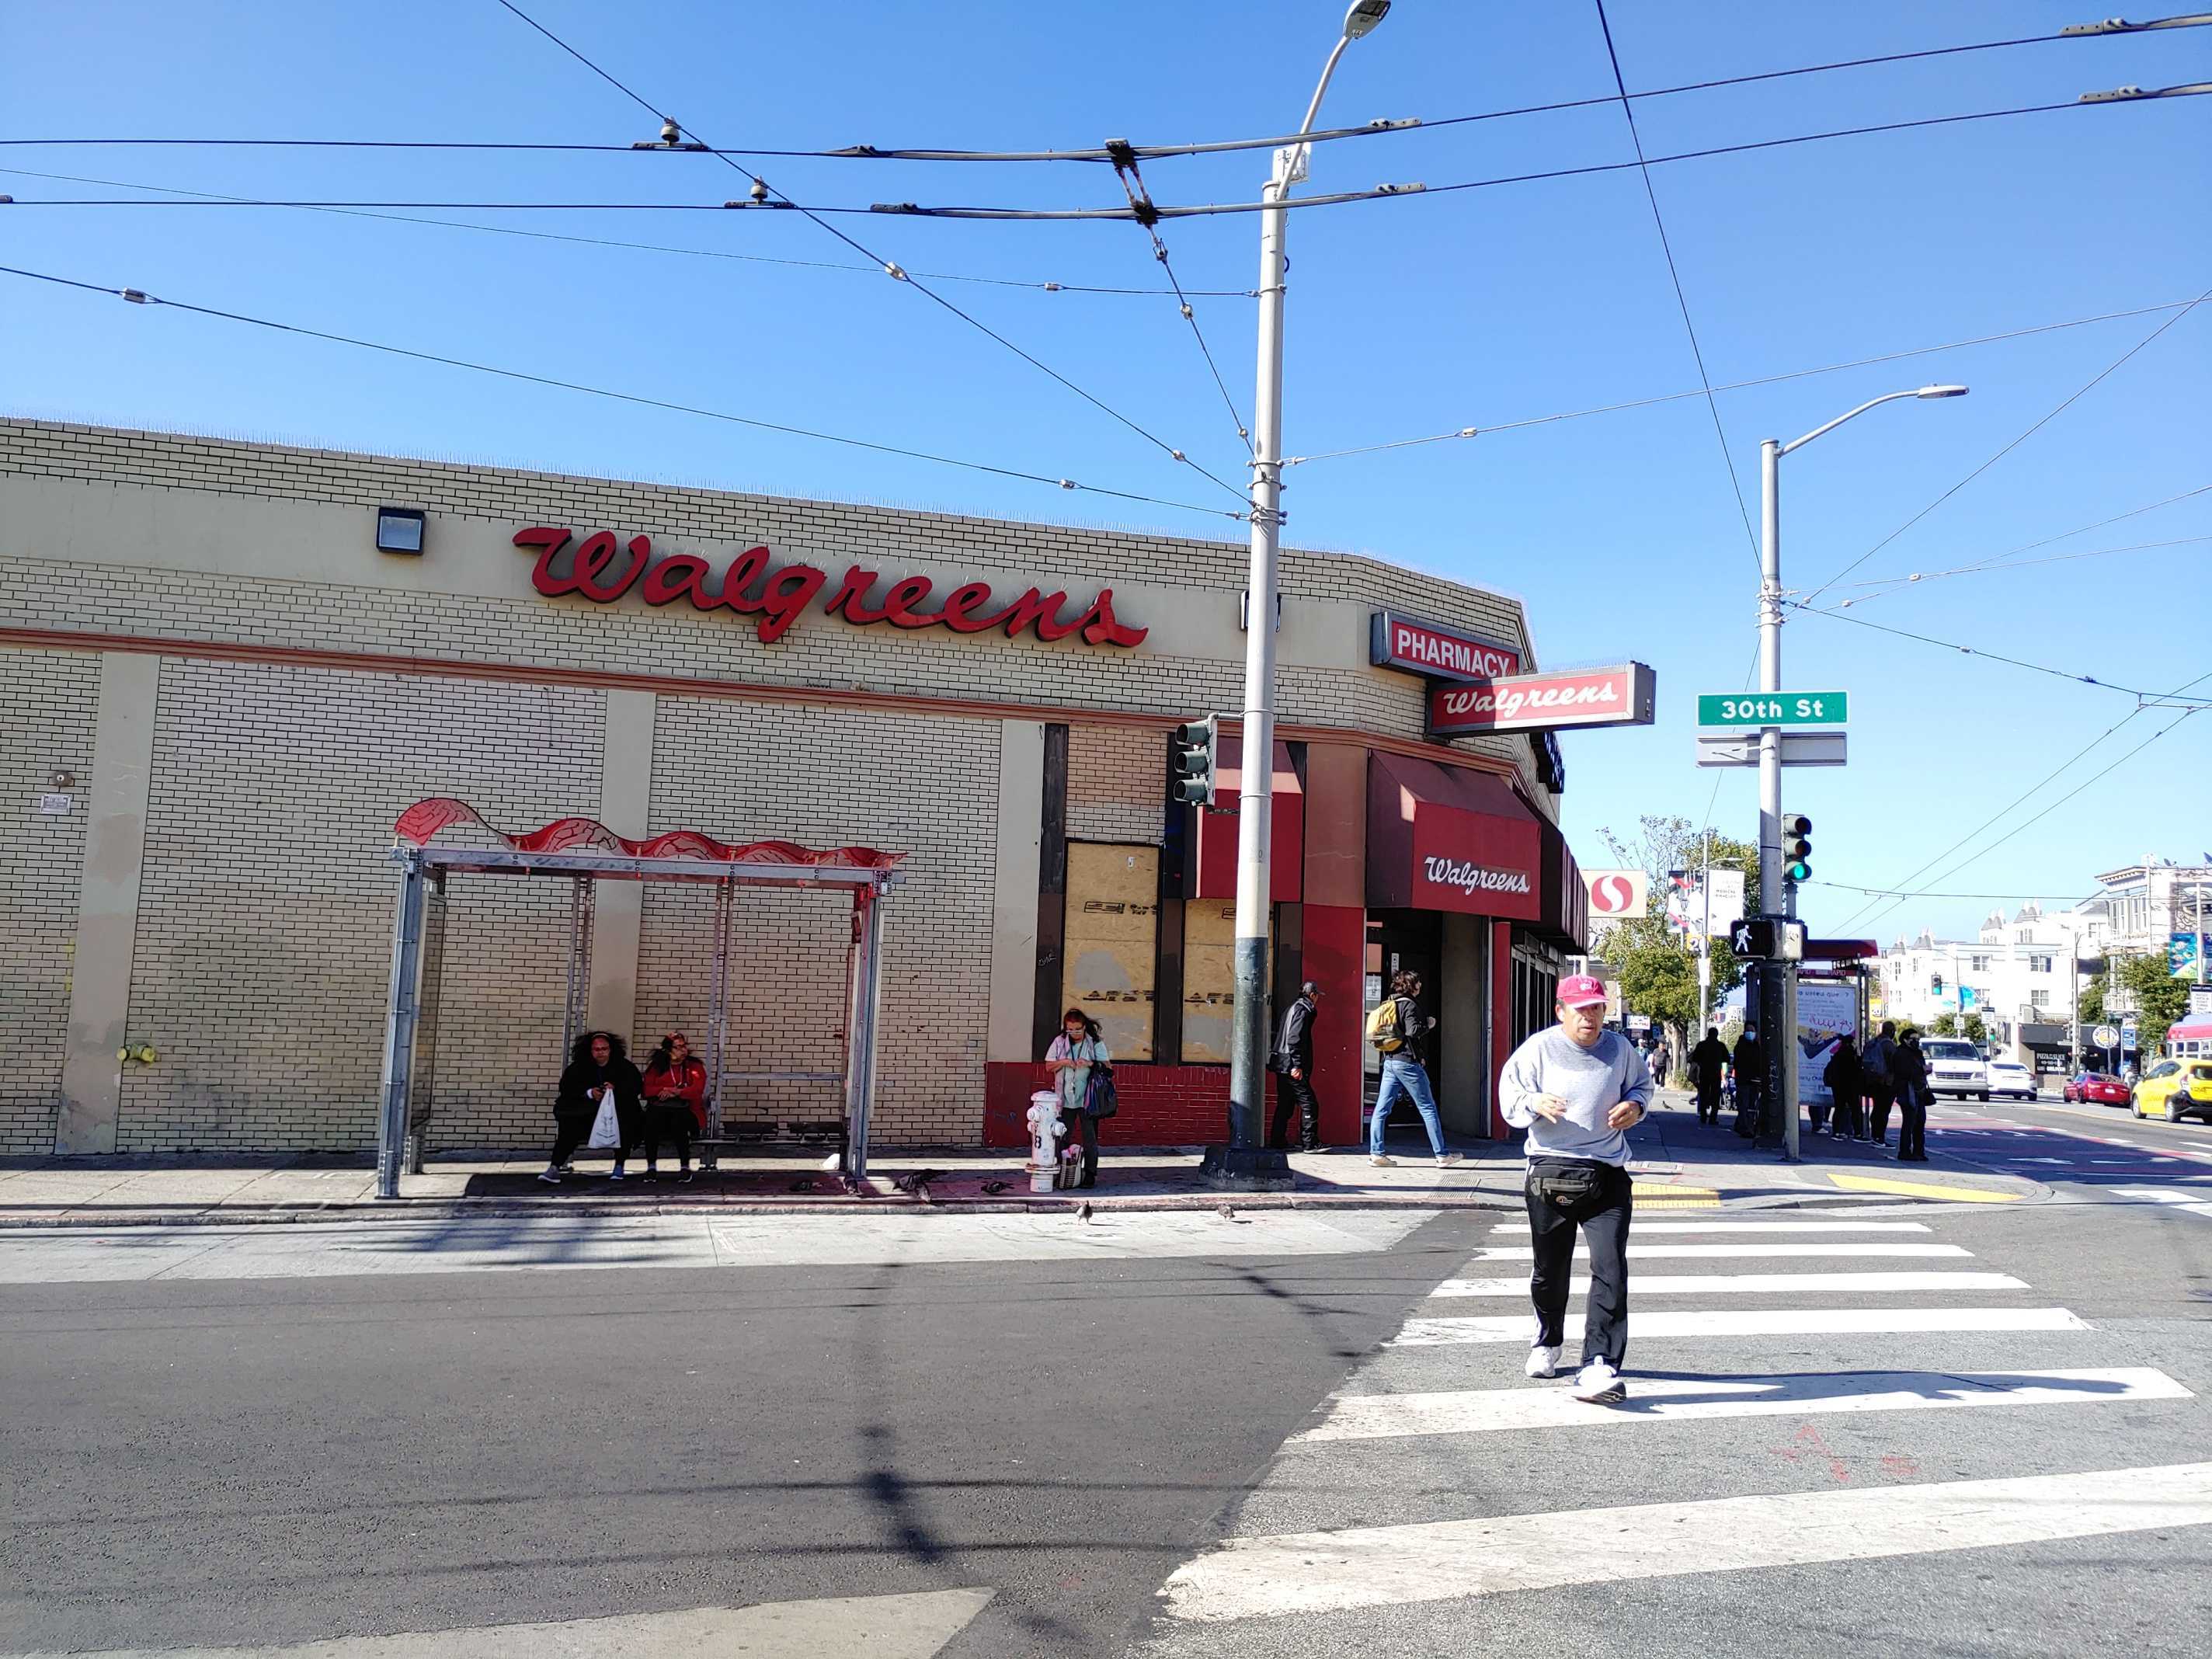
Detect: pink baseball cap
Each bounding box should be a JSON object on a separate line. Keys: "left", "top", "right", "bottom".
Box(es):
{"left": 1558, "top": 974, "right": 1608, "bottom": 1009}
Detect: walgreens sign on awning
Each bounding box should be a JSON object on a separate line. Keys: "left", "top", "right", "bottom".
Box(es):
{"left": 1427, "top": 663, "right": 1657, "bottom": 737}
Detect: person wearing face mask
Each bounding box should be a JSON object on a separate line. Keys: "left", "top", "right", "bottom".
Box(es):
{"left": 1045, "top": 1007, "right": 1111, "bottom": 1189}
{"left": 640, "top": 1031, "right": 707, "bottom": 1183}
{"left": 1500, "top": 975, "right": 1654, "bottom": 1405}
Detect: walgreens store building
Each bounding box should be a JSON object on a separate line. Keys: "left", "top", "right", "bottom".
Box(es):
{"left": 0, "top": 419, "right": 1628, "bottom": 1158}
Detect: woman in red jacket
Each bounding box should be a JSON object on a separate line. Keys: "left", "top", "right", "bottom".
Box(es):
{"left": 640, "top": 1031, "right": 708, "bottom": 1182}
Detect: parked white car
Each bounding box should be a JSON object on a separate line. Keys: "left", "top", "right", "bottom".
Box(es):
{"left": 1985, "top": 1059, "right": 2037, "bottom": 1101}
{"left": 1922, "top": 1038, "right": 1990, "bottom": 1101}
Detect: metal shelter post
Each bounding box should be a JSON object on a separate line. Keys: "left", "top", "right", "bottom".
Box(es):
{"left": 704, "top": 876, "right": 732, "bottom": 1153}
{"left": 560, "top": 875, "right": 595, "bottom": 1061}
{"left": 843, "top": 879, "right": 887, "bottom": 1182}
{"left": 406, "top": 871, "right": 449, "bottom": 1174}
{"left": 376, "top": 853, "right": 430, "bottom": 1200}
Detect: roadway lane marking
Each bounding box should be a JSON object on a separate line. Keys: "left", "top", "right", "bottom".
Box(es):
{"left": 1433, "top": 1271, "right": 2030, "bottom": 1297}
{"left": 2111, "top": 1186, "right": 2212, "bottom": 1219}
{"left": 1827, "top": 1173, "right": 2022, "bottom": 1203}
{"left": 1388, "top": 1306, "right": 2089, "bottom": 1346}
{"left": 2, "top": 1588, "right": 998, "bottom": 1657}
{"left": 1484, "top": 1220, "right": 1934, "bottom": 1234}
{"left": 1466, "top": 1243, "right": 1972, "bottom": 1260}
{"left": 1160, "top": 1462, "right": 2212, "bottom": 1622}
{"left": 1292, "top": 1368, "right": 2191, "bottom": 1442}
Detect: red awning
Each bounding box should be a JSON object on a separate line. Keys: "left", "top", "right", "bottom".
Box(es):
{"left": 1191, "top": 739, "right": 1303, "bottom": 903}
{"left": 1365, "top": 753, "right": 1542, "bottom": 920}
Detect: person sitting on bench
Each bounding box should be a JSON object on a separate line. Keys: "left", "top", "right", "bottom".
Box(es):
{"left": 641, "top": 1031, "right": 707, "bottom": 1182}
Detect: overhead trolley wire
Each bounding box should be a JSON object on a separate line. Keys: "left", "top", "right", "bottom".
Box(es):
{"left": 13, "top": 88, "right": 2207, "bottom": 225}
{"left": 1836, "top": 686, "right": 2208, "bottom": 935}
{"left": 861, "top": 87, "right": 2212, "bottom": 221}
{"left": 1828, "top": 666, "right": 2212, "bottom": 934}
{"left": 10, "top": 13, "right": 2206, "bottom": 164}
{"left": 485, "top": 0, "right": 1249, "bottom": 509}
{"left": 1815, "top": 532, "right": 2212, "bottom": 604}
{"left": 1280, "top": 299, "right": 2207, "bottom": 468}
{"left": 0, "top": 164, "right": 1251, "bottom": 298}
{"left": 1104, "top": 141, "right": 1252, "bottom": 457}
{"left": 1590, "top": 0, "right": 1758, "bottom": 569}
{"left": 0, "top": 263, "right": 1247, "bottom": 525}
{"left": 1797, "top": 285, "right": 2212, "bottom": 605}
{"left": 1785, "top": 599, "right": 2212, "bottom": 708}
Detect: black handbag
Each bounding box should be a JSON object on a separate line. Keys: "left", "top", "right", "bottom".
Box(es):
{"left": 1083, "top": 1060, "right": 1119, "bottom": 1118}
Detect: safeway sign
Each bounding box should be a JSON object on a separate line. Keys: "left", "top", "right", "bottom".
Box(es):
{"left": 1428, "top": 663, "right": 1657, "bottom": 737}
{"left": 1583, "top": 868, "right": 1649, "bottom": 928}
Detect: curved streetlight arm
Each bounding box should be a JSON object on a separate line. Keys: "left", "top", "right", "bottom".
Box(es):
{"left": 1776, "top": 389, "right": 1922, "bottom": 457}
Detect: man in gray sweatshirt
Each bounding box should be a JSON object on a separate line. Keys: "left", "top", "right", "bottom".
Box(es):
{"left": 1498, "top": 974, "right": 1653, "bottom": 1403}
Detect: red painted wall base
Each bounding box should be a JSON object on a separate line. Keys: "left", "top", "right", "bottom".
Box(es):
{"left": 984, "top": 1062, "right": 1232, "bottom": 1147}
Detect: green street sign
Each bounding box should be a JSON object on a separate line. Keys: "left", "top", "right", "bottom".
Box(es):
{"left": 1697, "top": 690, "right": 1849, "bottom": 728}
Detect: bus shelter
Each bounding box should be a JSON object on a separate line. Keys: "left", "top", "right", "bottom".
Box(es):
{"left": 375, "top": 798, "right": 903, "bottom": 1198}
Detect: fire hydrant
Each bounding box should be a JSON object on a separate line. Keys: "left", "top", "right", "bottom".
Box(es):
{"left": 1026, "top": 1090, "right": 1065, "bottom": 1194}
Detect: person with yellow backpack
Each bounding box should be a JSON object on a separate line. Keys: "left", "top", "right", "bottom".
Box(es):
{"left": 1365, "top": 970, "right": 1462, "bottom": 1169}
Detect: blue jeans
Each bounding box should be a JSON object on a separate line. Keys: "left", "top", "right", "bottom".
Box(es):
{"left": 1370, "top": 1058, "right": 1446, "bottom": 1156}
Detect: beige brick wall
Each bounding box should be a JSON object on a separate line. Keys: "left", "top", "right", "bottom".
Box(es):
{"left": 634, "top": 696, "right": 1000, "bottom": 1146}
{"left": 114, "top": 657, "right": 603, "bottom": 1153}
{"left": 1068, "top": 725, "right": 1167, "bottom": 846}
{"left": 0, "top": 649, "right": 100, "bottom": 1152}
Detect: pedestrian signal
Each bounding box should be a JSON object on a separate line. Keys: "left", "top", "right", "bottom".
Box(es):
{"left": 1730, "top": 916, "right": 1806, "bottom": 962}
{"left": 1171, "top": 717, "right": 1219, "bottom": 806}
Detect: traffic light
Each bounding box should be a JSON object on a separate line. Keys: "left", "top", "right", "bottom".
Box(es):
{"left": 1170, "top": 716, "right": 1219, "bottom": 805}
{"left": 1931, "top": 972, "right": 1944, "bottom": 996}
{"left": 1782, "top": 813, "right": 1813, "bottom": 884}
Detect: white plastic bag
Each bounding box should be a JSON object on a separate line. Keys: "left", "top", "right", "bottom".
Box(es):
{"left": 586, "top": 1086, "right": 622, "bottom": 1149}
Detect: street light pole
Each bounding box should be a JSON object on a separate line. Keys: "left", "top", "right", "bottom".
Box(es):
{"left": 1755, "top": 384, "right": 1968, "bottom": 1162}
{"left": 1226, "top": 1, "right": 1391, "bottom": 1169}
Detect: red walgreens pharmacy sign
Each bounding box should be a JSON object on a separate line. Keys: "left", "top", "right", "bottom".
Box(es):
{"left": 513, "top": 527, "right": 1147, "bottom": 649}
{"left": 1370, "top": 611, "right": 1522, "bottom": 681}
{"left": 1428, "top": 663, "right": 1657, "bottom": 736}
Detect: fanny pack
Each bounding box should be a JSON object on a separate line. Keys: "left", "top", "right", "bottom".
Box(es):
{"left": 1528, "top": 1157, "right": 1605, "bottom": 1210}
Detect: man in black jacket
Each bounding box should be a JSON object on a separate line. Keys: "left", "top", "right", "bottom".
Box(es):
{"left": 1689, "top": 1026, "right": 1730, "bottom": 1125}
{"left": 1268, "top": 981, "right": 1323, "bottom": 1151}
{"left": 1732, "top": 1026, "right": 1764, "bottom": 1139}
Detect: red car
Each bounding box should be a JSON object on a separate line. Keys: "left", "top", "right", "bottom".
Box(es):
{"left": 2063, "top": 1071, "right": 2131, "bottom": 1106}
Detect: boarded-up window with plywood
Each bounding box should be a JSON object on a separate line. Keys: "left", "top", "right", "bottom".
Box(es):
{"left": 1181, "top": 897, "right": 1270, "bottom": 1063}
{"left": 1062, "top": 843, "right": 1158, "bottom": 1060}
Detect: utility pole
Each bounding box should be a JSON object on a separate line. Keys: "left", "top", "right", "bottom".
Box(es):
{"left": 1219, "top": 1, "right": 1392, "bottom": 1184}
{"left": 1752, "top": 384, "right": 1968, "bottom": 1161}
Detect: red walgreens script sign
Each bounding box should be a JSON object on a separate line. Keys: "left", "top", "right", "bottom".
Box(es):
{"left": 514, "top": 527, "right": 1147, "bottom": 649}
{"left": 1370, "top": 610, "right": 1522, "bottom": 681}
{"left": 1428, "top": 663, "right": 1657, "bottom": 736}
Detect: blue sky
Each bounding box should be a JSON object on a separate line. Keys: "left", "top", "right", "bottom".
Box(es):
{"left": 4, "top": 2, "right": 2207, "bottom": 944}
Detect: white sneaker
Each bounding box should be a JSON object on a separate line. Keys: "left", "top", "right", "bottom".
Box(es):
{"left": 1572, "top": 1360, "right": 1626, "bottom": 1403}
{"left": 1525, "top": 1344, "right": 1562, "bottom": 1379}
{"left": 1434, "top": 1152, "right": 1464, "bottom": 1168}
{"left": 1369, "top": 1153, "right": 1396, "bottom": 1167}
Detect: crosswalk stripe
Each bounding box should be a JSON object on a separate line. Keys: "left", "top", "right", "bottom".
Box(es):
{"left": 1433, "top": 1271, "right": 2029, "bottom": 1297}
{"left": 1388, "top": 1306, "right": 2089, "bottom": 1346}
{"left": 1487, "top": 1220, "right": 1932, "bottom": 1234}
{"left": 1291, "top": 1367, "right": 2188, "bottom": 1443}
{"left": 1160, "top": 1462, "right": 2212, "bottom": 1622}
{"left": 1468, "top": 1242, "right": 1972, "bottom": 1260}
{"left": 1828, "top": 1172, "right": 2022, "bottom": 1203}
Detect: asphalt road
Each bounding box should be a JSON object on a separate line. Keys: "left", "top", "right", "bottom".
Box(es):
{"left": 6, "top": 1092, "right": 2212, "bottom": 1658}
{"left": 0, "top": 1209, "right": 1470, "bottom": 1658}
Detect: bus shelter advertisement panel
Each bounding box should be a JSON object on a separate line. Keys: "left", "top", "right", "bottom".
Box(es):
{"left": 1796, "top": 981, "right": 1860, "bottom": 1109}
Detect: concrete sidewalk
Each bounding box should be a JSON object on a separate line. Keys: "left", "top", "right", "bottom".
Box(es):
{"left": 0, "top": 1091, "right": 2044, "bottom": 1227}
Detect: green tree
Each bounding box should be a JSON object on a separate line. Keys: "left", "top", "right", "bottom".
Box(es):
{"left": 2078, "top": 972, "right": 2106, "bottom": 1029}
{"left": 1929, "top": 1014, "right": 1956, "bottom": 1037}
{"left": 2115, "top": 952, "right": 2192, "bottom": 1056}
{"left": 1594, "top": 814, "right": 1762, "bottom": 1045}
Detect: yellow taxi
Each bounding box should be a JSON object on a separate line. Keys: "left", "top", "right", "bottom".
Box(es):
{"left": 2132, "top": 1058, "right": 2212, "bottom": 1123}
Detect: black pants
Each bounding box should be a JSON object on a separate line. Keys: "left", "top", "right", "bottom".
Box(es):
{"left": 1695, "top": 1081, "right": 1721, "bottom": 1123}
{"left": 1867, "top": 1080, "right": 1896, "bottom": 1143}
{"left": 1897, "top": 1090, "right": 1928, "bottom": 1159}
{"left": 1833, "top": 1090, "right": 1864, "bottom": 1139}
{"left": 645, "top": 1101, "right": 694, "bottom": 1170}
{"left": 1734, "top": 1083, "right": 1762, "bottom": 1138}
{"left": 548, "top": 1111, "right": 596, "bottom": 1168}
{"left": 1271, "top": 1069, "right": 1320, "bottom": 1149}
{"left": 1525, "top": 1160, "right": 1634, "bottom": 1369}
{"left": 1073, "top": 1109, "right": 1100, "bottom": 1186}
